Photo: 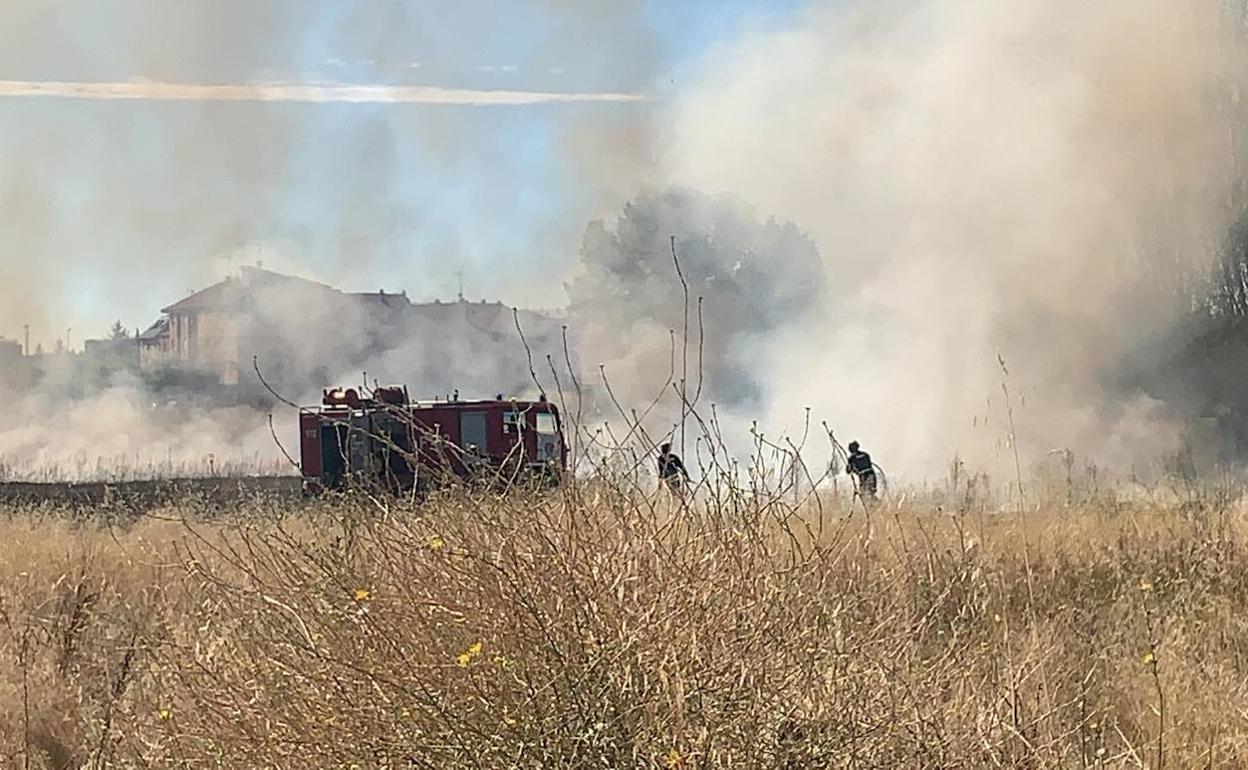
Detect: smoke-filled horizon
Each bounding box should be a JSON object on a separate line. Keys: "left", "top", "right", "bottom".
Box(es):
{"left": 4, "top": 0, "right": 1248, "bottom": 483}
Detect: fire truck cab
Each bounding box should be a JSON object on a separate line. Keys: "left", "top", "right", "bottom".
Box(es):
{"left": 299, "top": 386, "right": 566, "bottom": 493}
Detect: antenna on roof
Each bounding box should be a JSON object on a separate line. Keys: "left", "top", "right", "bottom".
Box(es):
{"left": 456, "top": 269, "right": 465, "bottom": 302}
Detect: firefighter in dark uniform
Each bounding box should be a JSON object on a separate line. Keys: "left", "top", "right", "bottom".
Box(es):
{"left": 845, "top": 440, "right": 878, "bottom": 499}
{"left": 657, "top": 443, "right": 690, "bottom": 494}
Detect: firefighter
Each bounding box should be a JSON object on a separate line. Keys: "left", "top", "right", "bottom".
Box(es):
{"left": 464, "top": 443, "right": 487, "bottom": 482}
{"left": 845, "top": 440, "right": 878, "bottom": 499}
{"left": 657, "top": 442, "right": 690, "bottom": 493}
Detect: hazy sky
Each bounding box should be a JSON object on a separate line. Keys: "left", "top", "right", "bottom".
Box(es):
{"left": 5, "top": 0, "right": 1243, "bottom": 480}
{"left": 0, "top": 0, "right": 801, "bottom": 349}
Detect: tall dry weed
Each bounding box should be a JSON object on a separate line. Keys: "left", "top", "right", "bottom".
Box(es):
{"left": 1, "top": 485, "right": 1248, "bottom": 767}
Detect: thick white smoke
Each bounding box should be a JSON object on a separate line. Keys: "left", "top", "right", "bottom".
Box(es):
{"left": 0, "top": 382, "right": 281, "bottom": 482}
{"left": 666, "top": 0, "right": 1248, "bottom": 478}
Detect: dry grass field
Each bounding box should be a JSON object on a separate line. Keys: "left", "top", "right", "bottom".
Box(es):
{"left": 2, "top": 480, "right": 1247, "bottom": 768}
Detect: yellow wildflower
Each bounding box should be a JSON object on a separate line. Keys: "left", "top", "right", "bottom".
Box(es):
{"left": 457, "top": 641, "right": 484, "bottom": 667}
{"left": 157, "top": 708, "right": 172, "bottom": 721}
{"left": 353, "top": 588, "right": 372, "bottom": 602}
{"left": 1139, "top": 579, "right": 1153, "bottom": 593}
{"left": 427, "top": 535, "right": 446, "bottom": 551}
{"left": 1142, "top": 651, "right": 1155, "bottom": 665}
{"left": 664, "top": 748, "right": 682, "bottom": 768}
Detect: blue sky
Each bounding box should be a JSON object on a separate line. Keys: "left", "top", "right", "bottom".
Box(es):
{"left": 0, "top": 0, "right": 804, "bottom": 347}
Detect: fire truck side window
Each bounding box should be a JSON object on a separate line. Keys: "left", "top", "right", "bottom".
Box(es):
{"left": 503, "top": 411, "right": 526, "bottom": 433}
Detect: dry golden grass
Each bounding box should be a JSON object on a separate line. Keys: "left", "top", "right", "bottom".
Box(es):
{"left": 1, "top": 484, "right": 1247, "bottom": 768}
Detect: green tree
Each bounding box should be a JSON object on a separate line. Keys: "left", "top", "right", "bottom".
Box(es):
{"left": 567, "top": 188, "right": 825, "bottom": 409}
{"left": 108, "top": 320, "right": 131, "bottom": 341}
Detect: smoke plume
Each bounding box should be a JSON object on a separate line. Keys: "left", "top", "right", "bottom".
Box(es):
{"left": 659, "top": 0, "right": 1248, "bottom": 478}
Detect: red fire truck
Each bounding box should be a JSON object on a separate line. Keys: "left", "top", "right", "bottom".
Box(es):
{"left": 299, "top": 386, "right": 567, "bottom": 493}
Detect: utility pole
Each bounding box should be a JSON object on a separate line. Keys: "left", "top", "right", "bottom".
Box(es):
{"left": 22, "top": 324, "right": 29, "bottom": 357}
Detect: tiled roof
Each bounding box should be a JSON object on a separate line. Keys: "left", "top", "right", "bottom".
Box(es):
{"left": 161, "top": 280, "right": 238, "bottom": 313}
{"left": 138, "top": 317, "right": 169, "bottom": 342}
{"left": 161, "top": 267, "right": 341, "bottom": 314}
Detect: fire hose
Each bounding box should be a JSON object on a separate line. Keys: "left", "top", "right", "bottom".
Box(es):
{"left": 825, "top": 427, "right": 890, "bottom": 499}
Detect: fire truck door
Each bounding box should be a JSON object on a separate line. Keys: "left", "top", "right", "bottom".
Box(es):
{"left": 536, "top": 412, "right": 560, "bottom": 463}
{"left": 320, "top": 423, "right": 349, "bottom": 488}
{"left": 460, "top": 412, "right": 488, "bottom": 455}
